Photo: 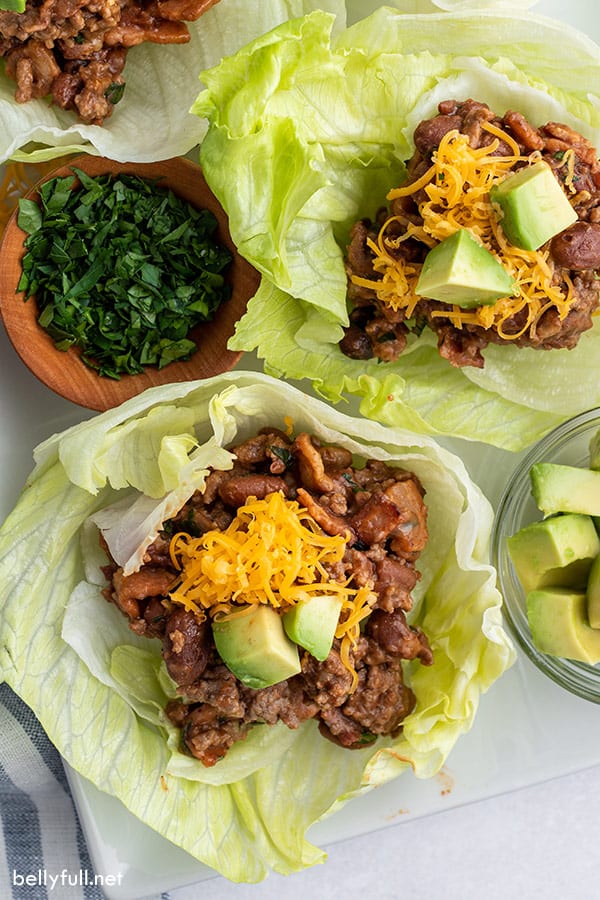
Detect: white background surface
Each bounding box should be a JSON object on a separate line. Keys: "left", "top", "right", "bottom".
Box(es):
{"left": 169, "top": 765, "right": 600, "bottom": 900}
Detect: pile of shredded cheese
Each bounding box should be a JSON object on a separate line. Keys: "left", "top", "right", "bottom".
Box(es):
{"left": 351, "top": 123, "right": 579, "bottom": 340}
{"left": 169, "top": 490, "right": 376, "bottom": 690}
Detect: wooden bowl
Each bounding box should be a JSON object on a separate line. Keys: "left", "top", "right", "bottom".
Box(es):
{"left": 0, "top": 155, "right": 260, "bottom": 411}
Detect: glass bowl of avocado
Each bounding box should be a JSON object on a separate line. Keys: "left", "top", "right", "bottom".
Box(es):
{"left": 492, "top": 408, "right": 600, "bottom": 702}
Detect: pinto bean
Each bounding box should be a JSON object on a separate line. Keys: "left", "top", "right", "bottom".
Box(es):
{"left": 366, "top": 609, "right": 433, "bottom": 665}
{"left": 163, "top": 608, "right": 211, "bottom": 687}
{"left": 217, "top": 474, "right": 289, "bottom": 507}
{"left": 413, "top": 114, "right": 462, "bottom": 156}
{"left": 550, "top": 222, "right": 600, "bottom": 270}
{"left": 339, "top": 324, "right": 374, "bottom": 360}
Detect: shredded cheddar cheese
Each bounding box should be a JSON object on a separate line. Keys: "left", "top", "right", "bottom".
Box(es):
{"left": 351, "top": 124, "right": 579, "bottom": 339}
{"left": 169, "top": 491, "right": 376, "bottom": 690}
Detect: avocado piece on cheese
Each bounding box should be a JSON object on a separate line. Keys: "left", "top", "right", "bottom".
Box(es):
{"left": 527, "top": 588, "right": 600, "bottom": 663}
{"left": 415, "top": 228, "right": 515, "bottom": 307}
{"left": 212, "top": 605, "right": 301, "bottom": 689}
{"left": 530, "top": 463, "right": 600, "bottom": 517}
{"left": 490, "top": 160, "right": 577, "bottom": 251}
{"left": 283, "top": 595, "right": 343, "bottom": 661}
{"left": 507, "top": 513, "right": 600, "bottom": 593}
{"left": 586, "top": 553, "right": 600, "bottom": 628}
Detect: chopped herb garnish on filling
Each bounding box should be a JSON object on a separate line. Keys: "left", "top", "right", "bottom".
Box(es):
{"left": 17, "top": 168, "right": 232, "bottom": 379}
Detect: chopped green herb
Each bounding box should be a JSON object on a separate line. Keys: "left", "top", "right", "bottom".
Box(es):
{"left": 269, "top": 445, "right": 293, "bottom": 467}
{"left": 104, "top": 82, "right": 125, "bottom": 105}
{"left": 342, "top": 472, "right": 360, "bottom": 492}
{"left": 355, "top": 731, "right": 377, "bottom": 746}
{"left": 17, "top": 168, "right": 232, "bottom": 379}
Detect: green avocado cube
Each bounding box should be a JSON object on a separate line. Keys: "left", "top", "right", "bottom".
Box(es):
{"left": 0, "top": 0, "right": 25, "bottom": 9}
{"left": 283, "top": 595, "right": 343, "bottom": 661}
{"left": 490, "top": 160, "right": 577, "bottom": 251}
{"left": 527, "top": 588, "right": 600, "bottom": 663}
{"left": 530, "top": 463, "right": 600, "bottom": 517}
{"left": 212, "top": 605, "right": 301, "bottom": 689}
{"left": 507, "top": 513, "right": 600, "bottom": 594}
{"left": 415, "top": 228, "right": 515, "bottom": 308}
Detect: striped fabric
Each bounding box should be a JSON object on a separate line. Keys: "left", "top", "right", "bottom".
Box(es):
{"left": 0, "top": 684, "right": 171, "bottom": 900}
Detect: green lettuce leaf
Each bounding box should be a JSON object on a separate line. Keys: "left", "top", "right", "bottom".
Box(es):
{"left": 0, "top": 372, "right": 514, "bottom": 880}
{"left": 0, "top": 0, "right": 347, "bottom": 165}
{"left": 194, "top": 7, "right": 600, "bottom": 450}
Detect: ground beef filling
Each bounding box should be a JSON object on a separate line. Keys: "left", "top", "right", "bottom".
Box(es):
{"left": 0, "top": 0, "right": 221, "bottom": 124}
{"left": 341, "top": 98, "right": 600, "bottom": 369}
{"left": 101, "top": 429, "right": 433, "bottom": 767}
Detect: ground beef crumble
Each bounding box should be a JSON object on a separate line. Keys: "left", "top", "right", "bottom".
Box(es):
{"left": 100, "top": 428, "right": 433, "bottom": 767}
{"left": 341, "top": 98, "right": 600, "bottom": 369}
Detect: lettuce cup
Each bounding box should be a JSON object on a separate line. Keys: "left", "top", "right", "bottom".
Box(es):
{"left": 193, "top": 7, "right": 600, "bottom": 451}
{"left": 0, "top": 0, "right": 345, "bottom": 164}
{"left": 0, "top": 372, "right": 514, "bottom": 880}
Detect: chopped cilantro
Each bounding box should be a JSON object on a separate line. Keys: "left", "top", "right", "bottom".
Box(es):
{"left": 17, "top": 168, "right": 232, "bottom": 379}
{"left": 376, "top": 330, "right": 397, "bottom": 343}
{"left": 342, "top": 472, "right": 360, "bottom": 492}
{"left": 104, "top": 82, "right": 125, "bottom": 105}
{"left": 269, "top": 445, "right": 293, "bottom": 467}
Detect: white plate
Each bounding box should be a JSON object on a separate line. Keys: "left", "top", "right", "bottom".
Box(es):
{"left": 2, "top": 1, "right": 599, "bottom": 897}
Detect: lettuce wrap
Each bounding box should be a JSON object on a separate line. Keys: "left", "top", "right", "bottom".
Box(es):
{"left": 0, "top": 372, "right": 514, "bottom": 880}
{"left": 193, "top": 5, "right": 600, "bottom": 451}
{"left": 0, "top": 0, "right": 346, "bottom": 165}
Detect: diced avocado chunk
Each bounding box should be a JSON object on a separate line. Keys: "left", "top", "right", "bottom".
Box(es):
{"left": 507, "top": 513, "right": 600, "bottom": 593}
{"left": 490, "top": 160, "right": 577, "bottom": 251}
{"left": 212, "top": 605, "right": 301, "bottom": 689}
{"left": 530, "top": 463, "right": 600, "bottom": 517}
{"left": 586, "top": 553, "right": 600, "bottom": 628}
{"left": 589, "top": 429, "right": 600, "bottom": 471}
{"left": 527, "top": 588, "right": 600, "bottom": 663}
{"left": 282, "top": 595, "right": 343, "bottom": 661}
{"left": 0, "top": 0, "right": 25, "bottom": 9}
{"left": 415, "top": 228, "right": 515, "bottom": 308}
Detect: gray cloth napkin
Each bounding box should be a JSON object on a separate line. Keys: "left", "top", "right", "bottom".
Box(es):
{"left": 0, "top": 684, "right": 104, "bottom": 898}
{"left": 0, "top": 684, "right": 170, "bottom": 900}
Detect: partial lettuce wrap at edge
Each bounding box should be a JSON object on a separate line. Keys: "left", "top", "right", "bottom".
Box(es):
{"left": 0, "top": 0, "right": 346, "bottom": 165}
{"left": 0, "top": 372, "right": 514, "bottom": 880}
{"left": 193, "top": 8, "right": 600, "bottom": 450}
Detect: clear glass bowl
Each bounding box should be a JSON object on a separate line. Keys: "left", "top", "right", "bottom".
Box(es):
{"left": 491, "top": 407, "right": 600, "bottom": 703}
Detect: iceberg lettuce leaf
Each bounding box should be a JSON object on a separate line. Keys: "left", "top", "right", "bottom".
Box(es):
{"left": 231, "top": 280, "right": 566, "bottom": 450}
{"left": 0, "top": 373, "right": 514, "bottom": 880}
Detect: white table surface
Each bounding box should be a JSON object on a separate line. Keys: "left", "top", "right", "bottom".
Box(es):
{"left": 166, "top": 764, "right": 600, "bottom": 900}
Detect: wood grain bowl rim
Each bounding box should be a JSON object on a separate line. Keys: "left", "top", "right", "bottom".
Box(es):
{"left": 0, "top": 155, "right": 260, "bottom": 411}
